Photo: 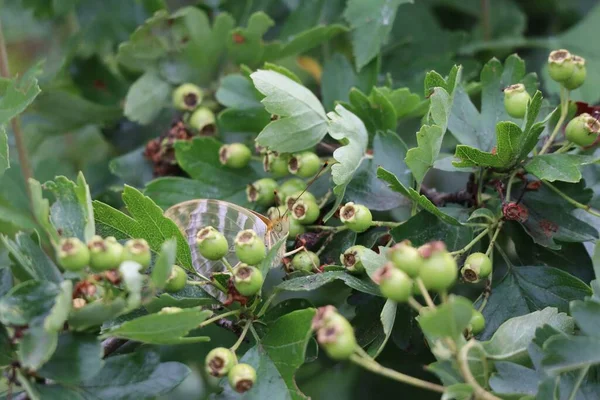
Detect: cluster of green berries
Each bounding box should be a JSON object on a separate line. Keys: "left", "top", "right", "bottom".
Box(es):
{"left": 196, "top": 226, "right": 266, "bottom": 297}
{"left": 312, "top": 306, "right": 357, "bottom": 360}
{"left": 205, "top": 348, "right": 256, "bottom": 393}
{"left": 57, "top": 236, "right": 151, "bottom": 272}
{"left": 172, "top": 83, "right": 215, "bottom": 131}
{"left": 460, "top": 252, "right": 492, "bottom": 283}
{"left": 373, "top": 241, "right": 457, "bottom": 302}
{"left": 262, "top": 150, "right": 321, "bottom": 179}
{"left": 548, "top": 49, "right": 587, "bottom": 90}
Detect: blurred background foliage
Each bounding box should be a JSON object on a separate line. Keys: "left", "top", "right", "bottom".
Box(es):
{"left": 1, "top": 0, "right": 600, "bottom": 398}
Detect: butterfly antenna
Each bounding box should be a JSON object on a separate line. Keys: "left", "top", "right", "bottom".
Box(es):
{"left": 282, "top": 161, "right": 329, "bottom": 219}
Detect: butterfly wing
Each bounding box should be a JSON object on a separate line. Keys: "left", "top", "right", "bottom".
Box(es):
{"left": 165, "top": 199, "right": 285, "bottom": 277}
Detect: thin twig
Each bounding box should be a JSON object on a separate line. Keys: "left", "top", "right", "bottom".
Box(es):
{"left": 458, "top": 340, "right": 501, "bottom": 400}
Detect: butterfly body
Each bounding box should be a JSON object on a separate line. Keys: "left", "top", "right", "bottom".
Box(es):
{"left": 164, "top": 199, "right": 288, "bottom": 277}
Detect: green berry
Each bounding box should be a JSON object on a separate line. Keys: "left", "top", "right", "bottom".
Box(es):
{"left": 196, "top": 226, "right": 229, "bottom": 260}
{"left": 205, "top": 347, "right": 236, "bottom": 378}
{"left": 563, "top": 55, "right": 586, "bottom": 90}
{"left": 504, "top": 84, "right": 530, "bottom": 119}
{"left": 340, "top": 245, "right": 367, "bottom": 274}
{"left": 461, "top": 252, "right": 492, "bottom": 283}
{"left": 288, "top": 151, "right": 321, "bottom": 178}
{"left": 277, "top": 178, "right": 306, "bottom": 204}
{"left": 288, "top": 218, "right": 306, "bottom": 238}
{"left": 267, "top": 205, "right": 288, "bottom": 221}
{"left": 228, "top": 363, "right": 257, "bottom": 393}
{"left": 417, "top": 241, "right": 457, "bottom": 292}
{"left": 316, "top": 314, "right": 357, "bottom": 360}
{"left": 470, "top": 310, "right": 485, "bottom": 335}
{"left": 373, "top": 262, "right": 413, "bottom": 303}
{"left": 172, "top": 83, "right": 203, "bottom": 111}
{"left": 219, "top": 143, "right": 251, "bottom": 169}
{"left": 233, "top": 264, "right": 264, "bottom": 296}
{"left": 311, "top": 305, "right": 341, "bottom": 331}
{"left": 122, "top": 239, "right": 151, "bottom": 268}
{"left": 164, "top": 265, "right": 188, "bottom": 292}
{"left": 340, "top": 202, "right": 372, "bottom": 233}
{"left": 234, "top": 230, "right": 266, "bottom": 265}
{"left": 292, "top": 251, "right": 319, "bottom": 272}
{"left": 246, "top": 178, "right": 278, "bottom": 207}
{"left": 565, "top": 113, "right": 600, "bottom": 147}
{"left": 88, "top": 236, "right": 123, "bottom": 271}
{"left": 57, "top": 237, "right": 90, "bottom": 271}
{"left": 263, "top": 152, "right": 290, "bottom": 178}
{"left": 163, "top": 264, "right": 186, "bottom": 290}
{"left": 290, "top": 199, "right": 320, "bottom": 225}
{"left": 388, "top": 240, "right": 422, "bottom": 278}
{"left": 285, "top": 191, "right": 317, "bottom": 211}
{"left": 189, "top": 107, "right": 215, "bottom": 131}
{"left": 548, "top": 49, "right": 575, "bottom": 83}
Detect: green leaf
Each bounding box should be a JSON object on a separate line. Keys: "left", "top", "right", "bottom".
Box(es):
{"left": 345, "top": 87, "right": 397, "bottom": 133}
{"left": 228, "top": 12, "right": 274, "bottom": 66}
{"left": 44, "top": 281, "right": 72, "bottom": 333}
{"left": 377, "top": 167, "right": 460, "bottom": 225}
{"left": 343, "top": 0, "right": 413, "bottom": 70}
{"left": 251, "top": 70, "right": 328, "bottom": 152}
{"left": 123, "top": 71, "right": 171, "bottom": 125}
{"left": 442, "top": 383, "right": 474, "bottom": 400}
{"left": 29, "top": 179, "right": 60, "bottom": 243}
{"left": 0, "top": 126, "right": 8, "bottom": 177}
{"left": 0, "top": 233, "right": 62, "bottom": 283}
{"left": 391, "top": 211, "right": 473, "bottom": 251}
{"left": 359, "top": 247, "right": 387, "bottom": 282}
{"left": 151, "top": 239, "right": 176, "bottom": 290}
{"left": 405, "top": 65, "right": 461, "bottom": 184}
{"left": 468, "top": 208, "right": 497, "bottom": 223}
{"left": 144, "top": 286, "right": 216, "bottom": 313}
{"left": 45, "top": 173, "right": 95, "bottom": 242}
{"left": 0, "top": 62, "right": 41, "bottom": 125}
{"left": 488, "top": 362, "right": 541, "bottom": 397}
{"left": 276, "top": 271, "right": 380, "bottom": 296}
{"left": 476, "top": 266, "right": 591, "bottom": 340}
{"left": 525, "top": 155, "right": 597, "bottom": 183}
{"left": 218, "top": 107, "right": 271, "bottom": 134}
{"left": 376, "top": 86, "right": 422, "bottom": 119}
{"left": 68, "top": 298, "right": 128, "bottom": 332}
{"left": 570, "top": 299, "right": 600, "bottom": 338}
{"left": 18, "top": 325, "right": 57, "bottom": 371}
{"left": 216, "top": 74, "right": 263, "bottom": 109}
{"left": 258, "top": 235, "right": 288, "bottom": 277}
{"left": 37, "top": 333, "right": 104, "bottom": 384}
{"left": 262, "top": 25, "right": 347, "bottom": 63}
{"left": 93, "top": 185, "right": 192, "bottom": 269}
{"left": 418, "top": 296, "right": 473, "bottom": 341}
{"left": 481, "top": 308, "right": 573, "bottom": 363}
{"left": 0, "top": 280, "right": 59, "bottom": 326}
{"left": 372, "top": 299, "right": 397, "bottom": 358}
{"left": 542, "top": 336, "right": 600, "bottom": 375}
{"left": 103, "top": 307, "right": 212, "bottom": 345}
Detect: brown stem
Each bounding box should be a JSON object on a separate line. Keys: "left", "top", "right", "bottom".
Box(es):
{"left": 0, "top": 20, "right": 34, "bottom": 204}
{"left": 102, "top": 338, "right": 128, "bottom": 358}
{"left": 481, "top": 0, "right": 491, "bottom": 41}
{"left": 420, "top": 184, "right": 474, "bottom": 207}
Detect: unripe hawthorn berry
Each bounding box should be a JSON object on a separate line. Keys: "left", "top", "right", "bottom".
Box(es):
{"left": 316, "top": 314, "right": 357, "bottom": 361}
{"left": 122, "top": 239, "right": 151, "bottom": 268}
{"left": 285, "top": 191, "right": 317, "bottom": 211}
{"left": 470, "top": 310, "right": 486, "bottom": 335}
{"left": 232, "top": 264, "right": 264, "bottom": 296}
{"left": 340, "top": 245, "right": 367, "bottom": 274}
{"left": 565, "top": 113, "right": 600, "bottom": 147}
{"left": 88, "top": 236, "right": 123, "bottom": 271}
{"left": 288, "top": 151, "right": 321, "bottom": 178}
{"left": 57, "top": 237, "right": 90, "bottom": 271}
{"left": 205, "top": 347, "right": 236, "bottom": 378}
{"left": 263, "top": 152, "right": 290, "bottom": 178}
{"left": 164, "top": 265, "right": 187, "bottom": 293}
{"left": 461, "top": 252, "right": 492, "bottom": 283}
{"left": 387, "top": 240, "right": 422, "bottom": 278}
{"left": 196, "top": 226, "right": 229, "bottom": 260}
{"left": 417, "top": 241, "right": 457, "bottom": 292}
{"left": 189, "top": 107, "right": 215, "bottom": 131}
{"left": 219, "top": 143, "right": 251, "bottom": 169}
{"left": 172, "top": 83, "right": 203, "bottom": 111}
{"left": 246, "top": 178, "right": 278, "bottom": 206}
{"left": 339, "top": 202, "right": 372, "bottom": 233}
{"left": 291, "top": 199, "right": 320, "bottom": 225}
{"left": 228, "top": 363, "right": 257, "bottom": 393}
{"left": 292, "top": 251, "right": 319, "bottom": 272}
{"left": 563, "top": 55, "right": 586, "bottom": 90}
{"left": 311, "top": 305, "right": 342, "bottom": 331}
{"left": 234, "top": 230, "right": 266, "bottom": 265}
{"left": 276, "top": 178, "right": 306, "bottom": 204}
{"left": 504, "top": 84, "right": 530, "bottom": 119}
{"left": 288, "top": 218, "right": 306, "bottom": 237}
{"left": 548, "top": 49, "right": 575, "bottom": 83}
{"left": 373, "top": 262, "right": 413, "bottom": 303}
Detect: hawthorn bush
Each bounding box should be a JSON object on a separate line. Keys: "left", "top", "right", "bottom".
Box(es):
{"left": 2, "top": 1, "right": 600, "bottom": 399}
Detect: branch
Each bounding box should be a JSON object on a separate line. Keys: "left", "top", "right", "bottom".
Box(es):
{"left": 420, "top": 184, "right": 474, "bottom": 207}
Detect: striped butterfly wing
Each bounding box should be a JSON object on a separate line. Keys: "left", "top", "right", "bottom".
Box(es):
{"left": 164, "top": 199, "right": 286, "bottom": 278}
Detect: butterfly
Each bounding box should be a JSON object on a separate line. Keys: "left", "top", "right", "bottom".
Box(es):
{"left": 164, "top": 199, "right": 289, "bottom": 278}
